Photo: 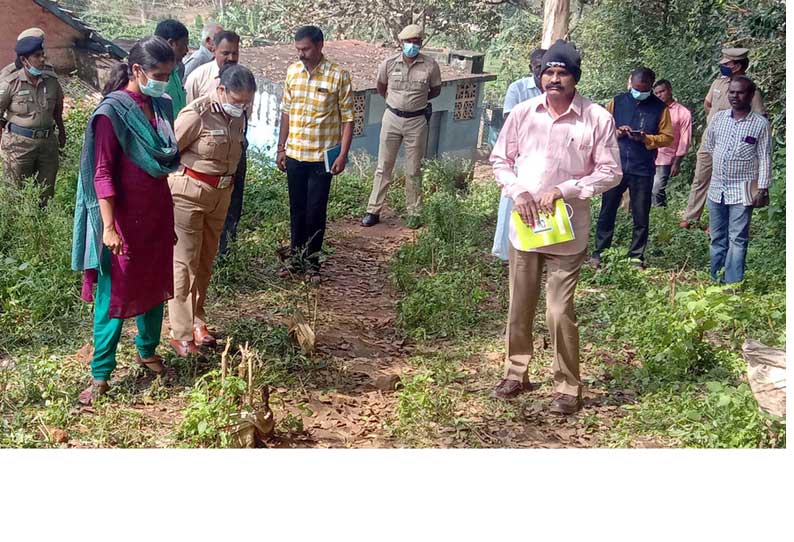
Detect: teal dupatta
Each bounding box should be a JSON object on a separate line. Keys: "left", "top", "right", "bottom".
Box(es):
{"left": 71, "top": 90, "right": 180, "bottom": 273}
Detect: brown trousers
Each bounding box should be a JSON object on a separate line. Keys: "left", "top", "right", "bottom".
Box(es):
{"left": 504, "top": 245, "right": 586, "bottom": 396}
{"left": 682, "top": 140, "right": 713, "bottom": 223}
{"left": 167, "top": 173, "right": 233, "bottom": 341}
{"left": 366, "top": 109, "right": 428, "bottom": 216}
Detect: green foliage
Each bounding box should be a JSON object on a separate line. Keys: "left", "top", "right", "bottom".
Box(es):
{"left": 397, "top": 271, "right": 488, "bottom": 340}
{"left": 178, "top": 370, "right": 249, "bottom": 448}
{"left": 613, "top": 381, "right": 785, "bottom": 448}
{"left": 0, "top": 104, "right": 97, "bottom": 351}
{"left": 482, "top": 11, "right": 544, "bottom": 105}
{"left": 392, "top": 354, "right": 465, "bottom": 444}
{"left": 626, "top": 284, "right": 738, "bottom": 382}
{"left": 390, "top": 158, "right": 502, "bottom": 339}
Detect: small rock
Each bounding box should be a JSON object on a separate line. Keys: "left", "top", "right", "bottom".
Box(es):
{"left": 373, "top": 374, "right": 400, "bottom": 391}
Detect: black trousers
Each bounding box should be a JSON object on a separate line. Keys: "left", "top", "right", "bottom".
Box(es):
{"left": 286, "top": 157, "right": 332, "bottom": 268}
{"left": 593, "top": 173, "right": 653, "bottom": 261}
{"left": 218, "top": 145, "right": 247, "bottom": 256}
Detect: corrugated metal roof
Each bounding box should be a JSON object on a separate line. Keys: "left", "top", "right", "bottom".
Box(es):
{"left": 32, "top": 0, "right": 126, "bottom": 59}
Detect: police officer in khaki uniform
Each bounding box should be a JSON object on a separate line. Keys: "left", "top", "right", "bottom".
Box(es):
{"left": 361, "top": 24, "right": 442, "bottom": 227}
{"left": 680, "top": 47, "right": 765, "bottom": 229}
{"left": 0, "top": 35, "right": 65, "bottom": 204}
{"left": 167, "top": 64, "right": 256, "bottom": 356}
{"left": 0, "top": 28, "right": 55, "bottom": 78}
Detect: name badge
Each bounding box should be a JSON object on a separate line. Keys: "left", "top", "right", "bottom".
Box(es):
{"left": 207, "top": 129, "right": 225, "bottom": 136}
{"left": 18, "top": 90, "right": 31, "bottom": 96}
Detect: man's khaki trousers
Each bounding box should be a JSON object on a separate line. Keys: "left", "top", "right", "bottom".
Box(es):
{"left": 366, "top": 109, "right": 428, "bottom": 216}
{"left": 168, "top": 173, "right": 232, "bottom": 341}
{"left": 504, "top": 245, "right": 586, "bottom": 396}
{"left": 682, "top": 139, "right": 713, "bottom": 223}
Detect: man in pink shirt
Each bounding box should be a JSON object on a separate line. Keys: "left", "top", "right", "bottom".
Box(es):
{"left": 489, "top": 40, "right": 622, "bottom": 414}
{"left": 651, "top": 79, "right": 692, "bottom": 207}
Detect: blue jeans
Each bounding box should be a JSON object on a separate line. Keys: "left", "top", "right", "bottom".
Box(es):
{"left": 707, "top": 197, "right": 753, "bottom": 284}
{"left": 651, "top": 164, "right": 672, "bottom": 207}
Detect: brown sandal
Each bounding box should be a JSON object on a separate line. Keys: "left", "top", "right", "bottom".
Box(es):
{"left": 78, "top": 380, "right": 110, "bottom": 406}
{"left": 135, "top": 353, "right": 177, "bottom": 381}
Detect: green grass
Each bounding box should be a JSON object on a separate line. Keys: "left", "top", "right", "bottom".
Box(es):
{"left": 0, "top": 103, "right": 786, "bottom": 449}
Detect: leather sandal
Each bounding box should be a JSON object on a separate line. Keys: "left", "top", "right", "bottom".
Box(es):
{"left": 136, "top": 353, "right": 177, "bottom": 381}
{"left": 78, "top": 380, "right": 110, "bottom": 406}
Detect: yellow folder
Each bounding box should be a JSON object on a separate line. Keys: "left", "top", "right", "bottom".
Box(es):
{"left": 510, "top": 198, "right": 575, "bottom": 250}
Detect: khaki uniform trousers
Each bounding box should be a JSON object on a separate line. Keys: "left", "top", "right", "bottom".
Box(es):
{"left": 504, "top": 244, "right": 586, "bottom": 396}
{"left": 682, "top": 139, "right": 713, "bottom": 223}
{"left": 0, "top": 131, "right": 59, "bottom": 202}
{"left": 367, "top": 109, "right": 428, "bottom": 216}
{"left": 168, "top": 173, "right": 233, "bottom": 341}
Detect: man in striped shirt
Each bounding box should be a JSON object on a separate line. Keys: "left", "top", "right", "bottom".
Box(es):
{"left": 704, "top": 76, "right": 772, "bottom": 284}
{"left": 276, "top": 25, "right": 354, "bottom": 282}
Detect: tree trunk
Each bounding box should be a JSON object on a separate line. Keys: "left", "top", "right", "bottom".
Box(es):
{"left": 542, "top": 0, "right": 571, "bottom": 48}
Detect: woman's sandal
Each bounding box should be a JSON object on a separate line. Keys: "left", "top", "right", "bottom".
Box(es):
{"left": 78, "top": 380, "right": 110, "bottom": 406}
{"left": 135, "top": 353, "right": 177, "bottom": 382}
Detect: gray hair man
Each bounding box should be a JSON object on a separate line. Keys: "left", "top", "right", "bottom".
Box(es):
{"left": 183, "top": 21, "right": 223, "bottom": 79}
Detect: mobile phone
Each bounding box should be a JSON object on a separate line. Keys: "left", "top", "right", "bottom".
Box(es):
{"left": 629, "top": 130, "right": 643, "bottom": 137}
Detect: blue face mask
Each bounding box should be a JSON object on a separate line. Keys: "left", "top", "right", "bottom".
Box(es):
{"left": 26, "top": 65, "right": 43, "bottom": 77}
{"left": 719, "top": 64, "right": 733, "bottom": 77}
{"left": 402, "top": 42, "right": 421, "bottom": 58}
{"left": 630, "top": 87, "right": 652, "bottom": 101}
{"left": 140, "top": 72, "right": 168, "bottom": 98}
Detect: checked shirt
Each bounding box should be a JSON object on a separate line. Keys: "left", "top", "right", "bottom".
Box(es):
{"left": 704, "top": 109, "right": 772, "bottom": 206}
{"left": 281, "top": 57, "right": 354, "bottom": 162}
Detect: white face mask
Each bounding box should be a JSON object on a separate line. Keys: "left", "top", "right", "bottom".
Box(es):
{"left": 222, "top": 103, "right": 244, "bottom": 117}
{"left": 219, "top": 88, "right": 245, "bottom": 117}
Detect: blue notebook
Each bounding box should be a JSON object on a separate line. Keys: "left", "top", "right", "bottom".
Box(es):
{"left": 324, "top": 144, "right": 343, "bottom": 173}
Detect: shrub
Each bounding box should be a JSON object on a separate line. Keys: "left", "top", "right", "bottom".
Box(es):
{"left": 396, "top": 271, "right": 488, "bottom": 340}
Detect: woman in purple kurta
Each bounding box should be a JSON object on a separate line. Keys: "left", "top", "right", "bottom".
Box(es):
{"left": 83, "top": 93, "right": 174, "bottom": 317}
{"left": 77, "top": 37, "right": 179, "bottom": 405}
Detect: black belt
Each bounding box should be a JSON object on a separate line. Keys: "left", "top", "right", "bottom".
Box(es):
{"left": 386, "top": 105, "right": 427, "bottom": 119}
{"left": 7, "top": 123, "right": 51, "bottom": 139}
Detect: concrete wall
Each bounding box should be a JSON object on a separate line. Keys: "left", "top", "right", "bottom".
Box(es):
{"left": 348, "top": 81, "right": 484, "bottom": 161}
{"left": 246, "top": 77, "right": 485, "bottom": 163}
{"left": 0, "top": 1, "right": 83, "bottom": 72}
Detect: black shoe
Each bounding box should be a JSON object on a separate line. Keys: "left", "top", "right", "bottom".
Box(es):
{"left": 361, "top": 213, "right": 380, "bottom": 227}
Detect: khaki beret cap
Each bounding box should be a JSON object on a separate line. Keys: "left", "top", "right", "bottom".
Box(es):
{"left": 17, "top": 28, "right": 45, "bottom": 41}
{"left": 720, "top": 47, "right": 749, "bottom": 63}
{"left": 398, "top": 24, "right": 423, "bottom": 40}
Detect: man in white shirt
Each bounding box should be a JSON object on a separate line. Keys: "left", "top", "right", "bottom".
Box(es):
{"left": 502, "top": 48, "right": 545, "bottom": 119}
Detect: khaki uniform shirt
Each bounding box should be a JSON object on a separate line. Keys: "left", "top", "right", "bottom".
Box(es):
{"left": 175, "top": 91, "right": 246, "bottom": 176}
{"left": 378, "top": 52, "right": 442, "bottom": 113}
{"left": 0, "top": 61, "right": 55, "bottom": 79}
{"left": 185, "top": 61, "right": 219, "bottom": 103}
{"left": 0, "top": 68, "right": 63, "bottom": 129}
{"left": 705, "top": 76, "right": 765, "bottom": 124}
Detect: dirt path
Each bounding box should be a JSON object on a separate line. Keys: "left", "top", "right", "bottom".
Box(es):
{"left": 269, "top": 210, "right": 417, "bottom": 448}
